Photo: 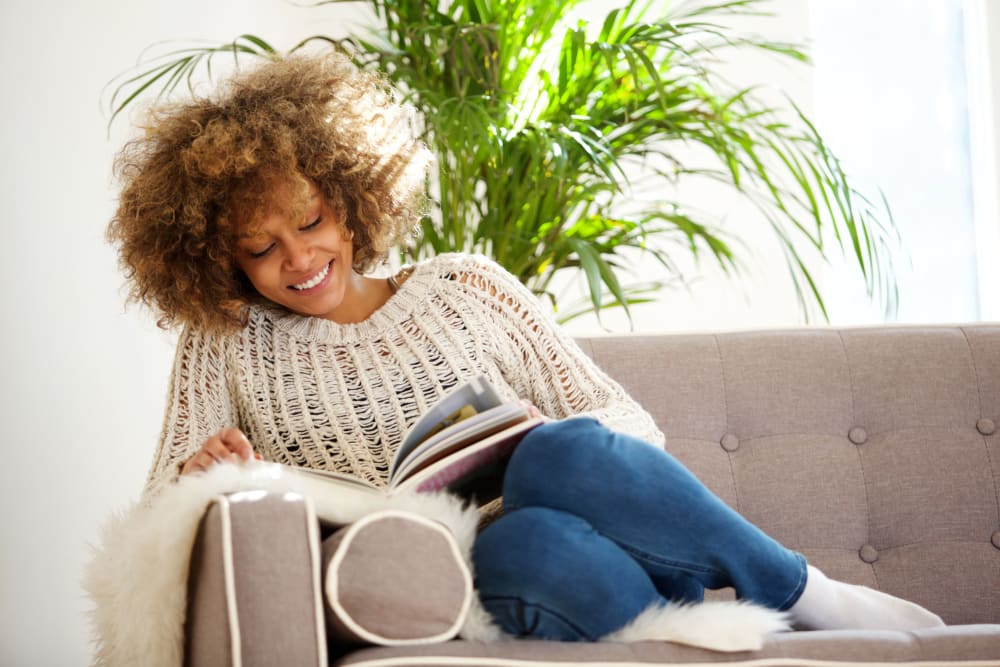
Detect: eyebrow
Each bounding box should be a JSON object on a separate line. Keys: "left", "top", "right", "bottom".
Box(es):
{"left": 233, "top": 189, "right": 322, "bottom": 240}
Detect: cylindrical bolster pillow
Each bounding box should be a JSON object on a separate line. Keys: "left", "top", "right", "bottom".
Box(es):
{"left": 321, "top": 509, "right": 472, "bottom": 646}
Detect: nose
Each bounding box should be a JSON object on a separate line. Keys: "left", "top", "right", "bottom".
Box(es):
{"left": 283, "top": 238, "right": 313, "bottom": 272}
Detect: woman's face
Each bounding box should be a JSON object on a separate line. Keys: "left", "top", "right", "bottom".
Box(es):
{"left": 234, "top": 181, "right": 357, "bottom": 321}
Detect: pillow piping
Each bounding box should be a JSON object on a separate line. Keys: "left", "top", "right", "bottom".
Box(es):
{"left": 324, "top": 509, "right": 473, "bottom": 646}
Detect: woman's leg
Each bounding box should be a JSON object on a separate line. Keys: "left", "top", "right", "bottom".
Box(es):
{"left": 501, "top": 418, "right": 943, "bottom": 631}
{"left": 503, "top": 418, "right": 807, "bottom": 611}
{"left": 472, "top": 506, "right": 668, "bottom": 640}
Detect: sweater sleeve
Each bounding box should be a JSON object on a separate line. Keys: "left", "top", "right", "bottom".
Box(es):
{"left": 454, "top": 255, "right": 665, "bottom": 447}
{"left": 142, "top": 326, "right": 238, "bottom": 497}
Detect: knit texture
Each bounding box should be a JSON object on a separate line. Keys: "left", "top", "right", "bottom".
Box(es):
{"left": 146, "top": 253, "right": 664, "bottom": 496}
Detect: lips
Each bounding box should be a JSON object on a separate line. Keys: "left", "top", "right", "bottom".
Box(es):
{"left": 289, "top": 260, "right": 331, "bottom": 291}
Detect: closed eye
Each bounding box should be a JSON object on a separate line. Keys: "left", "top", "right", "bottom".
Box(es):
{"left": 244, "top": 215, "right": 321, "bottom": 259}
{"left": 300, "top": 215, "right": 322, "bottom": 231}
{"left": 248, "top": 243, "right": 275, "bottom": 259}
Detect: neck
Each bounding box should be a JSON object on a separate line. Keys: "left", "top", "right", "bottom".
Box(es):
{"left": 324, "top": 272, "right": 392, "bottom": 324}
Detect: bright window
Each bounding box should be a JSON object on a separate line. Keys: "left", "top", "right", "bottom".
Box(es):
{"left": 810, "top": 0, "right": 998, "bottom": 323}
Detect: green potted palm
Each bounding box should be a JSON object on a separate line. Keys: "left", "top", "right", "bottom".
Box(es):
{"left": 109, "top": 0, "right": 896, "bottom": 326}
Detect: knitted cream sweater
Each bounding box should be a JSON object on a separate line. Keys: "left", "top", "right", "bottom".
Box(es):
{"left": 145, "top": 253, "right": 664, "bottom": 495}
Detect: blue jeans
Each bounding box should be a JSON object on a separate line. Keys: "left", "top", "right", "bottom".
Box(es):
{"left": 472, "top": 418, "right": 807, "bottom": 641}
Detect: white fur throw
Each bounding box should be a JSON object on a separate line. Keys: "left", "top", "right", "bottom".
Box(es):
{"left": 84, "top": 463, "right": 787, "bottom": 667}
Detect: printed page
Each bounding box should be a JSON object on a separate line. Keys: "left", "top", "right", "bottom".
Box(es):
{"left": 390, "top": 374, "right": 505, "bottom": 475}
{"left": 397, "top": 417, "right": 544, "bottom": 501}
{"left": 391, "top": 403, "right": 529, "bottom": 483}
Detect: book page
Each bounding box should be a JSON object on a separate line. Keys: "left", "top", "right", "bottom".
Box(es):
{"left": 390, "top": 403, "right": 529, "bottom": 483}
{"left": 396, "top": 417, "right": 544, "bottom": 501}
{"left": 391, "top": 374, "right": 505, "bottom": 475}
{"left": 290, "top": 466, "right": 381, "bottom": 490}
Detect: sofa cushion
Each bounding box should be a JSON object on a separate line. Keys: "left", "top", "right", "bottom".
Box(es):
{"left": 578, "top": 325, "right": 1000, "bottom": 625}
{"left": 322, "top": 509, "right": 472, "bottom": 646}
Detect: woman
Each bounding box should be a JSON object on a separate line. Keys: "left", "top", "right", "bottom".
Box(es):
{"left": 109, "top": 52, "right": 943, "bottom": 641}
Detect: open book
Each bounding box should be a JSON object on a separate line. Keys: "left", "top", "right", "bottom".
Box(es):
{"left": 285, "top": 375, "right": 544, "bottom": 505}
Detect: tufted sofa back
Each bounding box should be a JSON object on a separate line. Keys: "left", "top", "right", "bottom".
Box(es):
{"left": 578, "top": 325, "right": 1000, "bottom": 625}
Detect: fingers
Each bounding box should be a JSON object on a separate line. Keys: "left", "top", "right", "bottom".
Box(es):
{"left": 180, "top": 428, "right": 256, "bottom": 477}
{"left": 180, "top": 448, "right": 215, "bottom": 476}
{"left": 518, "top": 399, "right": 542, "bottom": 419}
{"left": 218, "top": 427, "right": 254, "bottom": 462}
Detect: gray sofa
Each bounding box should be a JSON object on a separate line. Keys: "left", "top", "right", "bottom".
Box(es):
{"left": 184, "top": 324, "right": 1000, "bottom": 666}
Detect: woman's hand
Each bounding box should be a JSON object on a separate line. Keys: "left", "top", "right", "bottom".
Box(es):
{"left": 180, "top": 428, "right": 257, "bottom": 476}
{"left": 519, "top": 399, "right": 542, "bottom": 419}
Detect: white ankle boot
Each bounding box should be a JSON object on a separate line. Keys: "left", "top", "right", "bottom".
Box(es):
{"left": 789, "top": 565, "right": 945, "bottom": 631}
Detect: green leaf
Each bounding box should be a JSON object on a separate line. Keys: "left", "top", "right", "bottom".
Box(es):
{"left": 107, "top": 0, "right": 899, "bottom": 327}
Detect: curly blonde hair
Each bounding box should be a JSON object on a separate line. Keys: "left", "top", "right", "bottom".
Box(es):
{"left": 108, "top": 51, "right": 430, "bottom": 332}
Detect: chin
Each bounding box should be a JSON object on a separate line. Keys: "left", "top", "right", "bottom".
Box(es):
{"left": 289, "top": 291, "right": 345, "bottom": 320}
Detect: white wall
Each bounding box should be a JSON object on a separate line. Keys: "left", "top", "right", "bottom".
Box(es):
{"left": 0, "top": 1, "right": 992, "bottom": 665}
{"left": 808, "top": 0, "right": 993, "bottom": 327}
{"left": 0, "top": 2, "right": 367, "bottom": 665}
{"left": 972, "top": 0, "right": 1000, "bottom": 319}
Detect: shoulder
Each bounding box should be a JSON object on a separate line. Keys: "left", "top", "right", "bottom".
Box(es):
{"left": 177, "top": 307, "right": 275, "bottom": 353}
{"left": 416, "top": 253, "right": 550, "bottom": 325}
{"left": 420, "top": 253, "right": 526, "bottom": 293}
{"left": 176, "top": 321, "right": 243, "bottom": 353}
{"left": 420, "top": 252, "right": 501, "bottom": 275}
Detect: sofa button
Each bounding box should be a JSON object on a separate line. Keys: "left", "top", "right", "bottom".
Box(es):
{"left": 992, "top": 531, "right": 1000, "bottom": 550}
{"left": 848, "top": 427, "right": 868, "bottom": 445}
{"left": 720, "top": 434, "right": 740, "bottom": 452}
{"left": 859, "top": 544, "right": 879, "bottom": 563}
{"left": 977, "top": 418, "right": 996, "bottom": 436}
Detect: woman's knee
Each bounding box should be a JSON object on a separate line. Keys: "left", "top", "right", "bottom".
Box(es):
{"left": 505, "top": 417, "right": 673, "bottom": 509}
{"left": 516, "top": 418, "right": 607, "bottom": 463}
{"left": 503, "top": 418, "right": 610, "bottom": 505}
{"left": 474, "top": 506, "right": 578, "bottom": 589}
{"left": 472, "top": 506, "right": 661, "bottom": 641}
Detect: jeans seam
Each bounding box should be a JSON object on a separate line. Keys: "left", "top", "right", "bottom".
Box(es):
{"left": 500, "top": 502, "right": 728, "bottom": 580}
{"left": 479, "top": 594, "right": 596, "bottom": 640}
{"left": 776, "top": 552, "right": 808, "bottom": 611}
{"left": 503, "top": 505, "right": 807, "bottom": 610}
{"left": 616, "top": 541, "right": 726, "bottom": 578}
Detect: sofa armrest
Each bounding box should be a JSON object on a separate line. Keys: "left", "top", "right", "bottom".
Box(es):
{"left": 185, "top": 490, "right": 327, "bottom": 667}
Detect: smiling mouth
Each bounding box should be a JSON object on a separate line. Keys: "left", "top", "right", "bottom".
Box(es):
{"left": 290, "top": 261, "right": 331, "bottom": 291}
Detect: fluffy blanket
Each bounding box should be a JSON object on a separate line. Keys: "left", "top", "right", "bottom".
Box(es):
{"left": 84, "top": 463, "right": 787, "bottom": 666}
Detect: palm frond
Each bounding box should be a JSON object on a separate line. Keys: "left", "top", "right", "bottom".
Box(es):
{"left": 105, "top": 35, "right": 279, "bottom": 129}
{"left": 107, "top": 0, "right": 898, "bottom": 327}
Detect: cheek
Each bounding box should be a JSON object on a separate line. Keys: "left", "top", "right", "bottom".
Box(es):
{"left": 236, "top": 259, "right": 277, "bottom": 295}
{"left": 336, "top": 228, "right": 356, "bottom": 259}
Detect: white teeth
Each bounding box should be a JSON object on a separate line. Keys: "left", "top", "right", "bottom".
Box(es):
{"left": 291, "top": 262, "right": 330, "bottom": 290}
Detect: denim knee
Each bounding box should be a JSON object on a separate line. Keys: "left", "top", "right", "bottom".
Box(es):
{"left": 503, "top": 417, "right": 608, "bottom": 509}
{"left": 472, "top": 505, "right": 662, "bottom": 641}
{"left": 518, "top": 417, "right": 605, "bottom": 457}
